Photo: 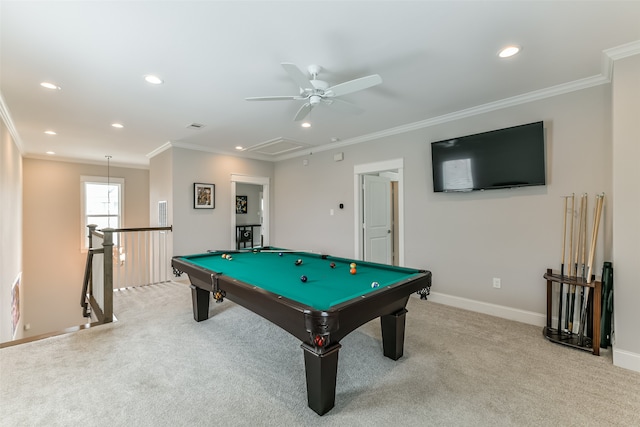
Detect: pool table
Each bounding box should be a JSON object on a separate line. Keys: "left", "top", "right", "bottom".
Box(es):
{"left": 171, "top": 248, "right": 432, "bottom": 415}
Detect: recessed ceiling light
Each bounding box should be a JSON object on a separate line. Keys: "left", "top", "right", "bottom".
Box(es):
{"left": 144, "top": 75, "right": 163, "bottom": 85}
{"left": 498, "top": 45, "right": 521, "bottom": 58}
{"left": 40, "top": 82, "right": 61, "bottom": 90}
{"left": 111, "top": 123, "right": 124, "bottom": 128}
{"left": 235, "top": 146, "right": 244, "bottom": 150}
{"left": 44, "top": 130, "right": 57, "bottom": 135}
{"left": 301, "top": 122, "right": 311, "bottom": 128}
{"left": 46, "top": 151, "right": 56, "bottom": 155}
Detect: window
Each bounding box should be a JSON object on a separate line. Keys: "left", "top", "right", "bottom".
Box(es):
{"left": 81, "top": 176, "right": 124, "bottom": 250}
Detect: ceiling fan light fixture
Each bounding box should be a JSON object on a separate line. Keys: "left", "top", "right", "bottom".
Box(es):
{"left": 248, "top": 62, "right": 382, "bottom": 123}
{"left": 301, "top": 122, "right": 311, "bottom": 128}
{"left": 498, "top": 45, "right": 521, "bottom": 58}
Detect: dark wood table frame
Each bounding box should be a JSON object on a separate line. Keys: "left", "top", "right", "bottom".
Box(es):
{"left": 172, "top": 255, "right": 431, "bottom": 415}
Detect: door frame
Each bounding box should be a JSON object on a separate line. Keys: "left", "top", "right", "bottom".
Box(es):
{"left": 353, "top": 158, "right": 404, "bottom": 265}
{"left": 230, "top": 174, "right": 270, "bottom": 249}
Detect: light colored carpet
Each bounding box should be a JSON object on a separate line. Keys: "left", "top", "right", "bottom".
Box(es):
{"left": 1, "top": 281, "right": 639, "bottom": 426}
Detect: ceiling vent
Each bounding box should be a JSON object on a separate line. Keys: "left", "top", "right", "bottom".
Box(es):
{"left": 187, "top": 123, "right": 205, "bottom": 129}
{"left": 244, "top": 137, "right": 312, "bottom": 156}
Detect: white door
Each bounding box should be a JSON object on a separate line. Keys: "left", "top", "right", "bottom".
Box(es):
{"left": 363, "top": 174, "right": 392, "bottom": 264}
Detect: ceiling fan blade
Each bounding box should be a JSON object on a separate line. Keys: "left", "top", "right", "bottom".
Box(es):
{"left": 325, "top": 74, "right": 382, "bottom": 97}
{"left": 294, "top": 103, "right": 313, "bottom": 121}
{"left": 281, "top": 63, "right": 314, "bottom": 90}
{"left": 245, "top": 96, "right": 304, "bottom": 101}
{"left": 323, "top": 98, "right": 364, "bottom": 115}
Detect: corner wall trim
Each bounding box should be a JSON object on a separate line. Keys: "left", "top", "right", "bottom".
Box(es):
{"left": 612, "top": 348, "right": 640, "bottom": 373}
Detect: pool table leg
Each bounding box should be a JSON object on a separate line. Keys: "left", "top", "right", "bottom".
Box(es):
{"left": 301, "top": 343, "right": 342, "bottom": 415}
{"left": 381, "top": 308, "right": 408, "bottom": 360}
{"left": 190, "top": 284, "right": 210, "bottom": 322}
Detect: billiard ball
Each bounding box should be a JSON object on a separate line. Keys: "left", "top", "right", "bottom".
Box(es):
{"left": 295, "top": 259, "right": 303, "bottom": 266}
{"left": 221, "top": 254, "right": 227, "bottom": 259}
{"left": 300, "top": 275, "right": 308, "bottom": 283}
{"left": 227, "top": 256, "right": 233, "bottom": 261}
{"left": 371, "top": 282, "right": 380, "bottom": 288}
{"left": 278, "top": 252, "right": 283, "bottom": 256}
{"left": 252, "top": 249, "right": 258, "bottom": 253}
{"left": 350, "top": 262, "right": 357, "bottom": 269}
{"left": 329, "top": 262, "right": 336, "bottom": 269}
{"left": 350, "top": 268, "right": 356, "bottom": 275}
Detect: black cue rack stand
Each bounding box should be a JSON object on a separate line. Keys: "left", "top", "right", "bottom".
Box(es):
{"left": 543, "top": 268, "right": 601, "bottom": 356}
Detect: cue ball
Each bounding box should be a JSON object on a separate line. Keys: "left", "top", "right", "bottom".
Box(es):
{"left": 300, "top": 275, "right": 308, "bottom": 283}
{"left": 350, "top": 268, "right": 356, "bottom": 275}
{"left": 329, "top": 262, "right": 336, "bottom": 268}
{"left": 295, "top": 259, "right": 303, "bottom": 266}
{"left": 371, "top": 282, "right": 380, "bottom": 288}
{"left": 350, "top": 262, "right": 357, "bottom": 269}
{"left": 278, "top": 252, "right": 283, "bottom": 256}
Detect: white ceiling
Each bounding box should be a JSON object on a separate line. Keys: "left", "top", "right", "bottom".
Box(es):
{"left": 2, "top": 1, "right": 639, "bottom": 167}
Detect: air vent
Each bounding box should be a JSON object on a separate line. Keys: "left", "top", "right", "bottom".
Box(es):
{"left": 158, "top": 201, "right": 167, "bottom": 227}
{"left": 187, "top": 123, "right": 205, "bottom": 129}
{"left": 245, "top": 137, "right": 312, "bottom": 156}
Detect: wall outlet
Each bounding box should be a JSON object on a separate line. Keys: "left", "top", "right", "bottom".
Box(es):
{"left": 493, "top": 278, "right": 501, "bottom": 288}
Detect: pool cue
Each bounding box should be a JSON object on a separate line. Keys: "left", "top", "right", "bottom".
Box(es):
{"left": 578, "top": 193, "right": 604, "bottom": 344}
{"left": 558, "top": 196, "right": 568, "bottom": 332}
{"left": 246, "top": 249, "right": 315, "bottom": 253}
{"left": 564, "top": 194, "right": 575, "bottom": 331}
{"left": 209, "top": 249, "right": 315, "bottom": 254}
{"left": 569, "top": 194, "right": 584, "bottom": 334}
{"left": 581, "top": 194, "right": 588, "bottom": 280}
{"left": 575, "top": 194, "right": 588, "bottom": 333}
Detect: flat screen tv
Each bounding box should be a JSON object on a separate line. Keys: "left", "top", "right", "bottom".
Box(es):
{"left": 431, "top": 121, "right": 545, "bottom": 192}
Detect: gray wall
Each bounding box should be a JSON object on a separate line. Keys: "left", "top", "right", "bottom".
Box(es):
{"left": 167, "top": 147, "right": 274, "bottom": 256}
{"left": 274, "top": 85, "right": 613, "bottom": 322}
{"left": 235, "top": 183, "right": 262, "bottom": 226}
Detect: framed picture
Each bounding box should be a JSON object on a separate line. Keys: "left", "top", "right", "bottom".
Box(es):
{"left": 11, "top": 273, "right": 21, "bottom": 339}
{"left": 236, "top": 195, "right": 248, "bottom": 214}
{"left": 194, "top": 183, "right": 215, "bottom": 209}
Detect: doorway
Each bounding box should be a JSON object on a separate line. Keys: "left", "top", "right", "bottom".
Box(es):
{"left": 230, "top": 174, "right": 270, "bottom": 249}
{"left": 354, "top": 159, "right": 404, "bottom": 266}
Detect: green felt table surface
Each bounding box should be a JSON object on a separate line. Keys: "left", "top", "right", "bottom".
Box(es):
{"left": 179, "top": 250, "right": 422, "bottom": 310}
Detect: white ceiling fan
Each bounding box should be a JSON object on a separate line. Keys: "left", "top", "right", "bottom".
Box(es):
{"left": 245, "top": 63, "right": 382, "bottom": 122}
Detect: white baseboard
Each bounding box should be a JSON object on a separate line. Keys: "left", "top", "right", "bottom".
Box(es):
{"left": 426, "top": 291, "right": 547, "bottom": 327}
{"left": 612, "top": 348, "right": 640, "bottom": 373}
{"left": 425, "top": 292, "right": 640, "bottom": 374}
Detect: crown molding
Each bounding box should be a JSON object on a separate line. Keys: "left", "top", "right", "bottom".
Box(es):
{"left": 23, "top": 153, "right": 148, "bottom": 169}
{"left": 146, "top": 141, "right": 172, "bottom": 159}
{"left": 0, "top": 91, "right": 24, "bottom": 154}
{"left": 605, "top": 39, "right": 640, "bottom": 61}
{"left": 273, "top": 74, "right": 610, "bottom": 162}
